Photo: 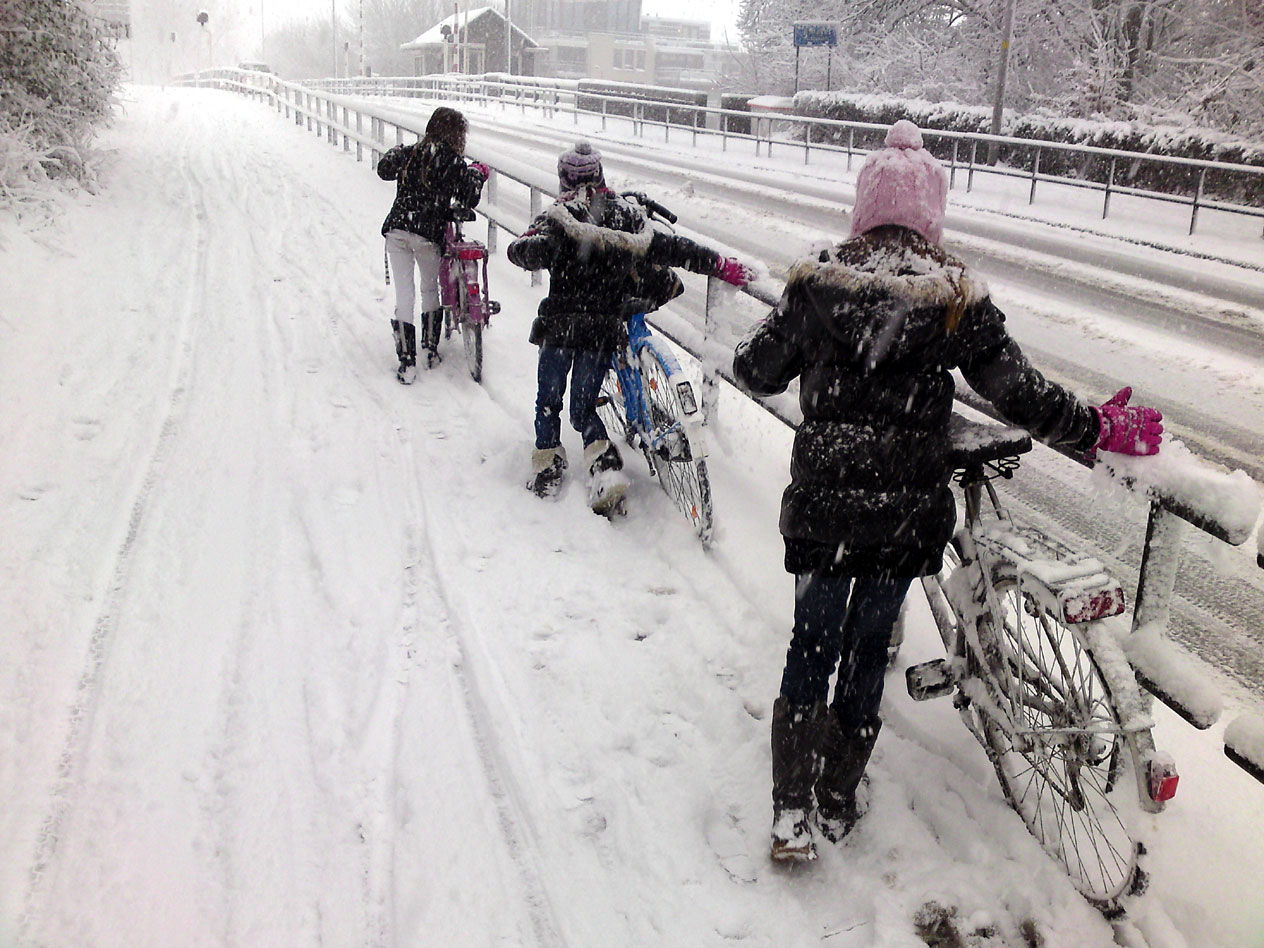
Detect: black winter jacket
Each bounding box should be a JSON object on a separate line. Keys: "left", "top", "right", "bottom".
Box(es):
{"left": 506, "top": 187, "right": 720, "bottom": 350}
{"left": 377, "top": 140, "right": 485, "bottom": 244}
{"left": 733, "top": 226, "right": 1099, "bottom": 578}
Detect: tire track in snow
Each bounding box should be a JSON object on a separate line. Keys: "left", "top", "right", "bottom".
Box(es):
{"left": 387, "top": 410, "right": 571, "bottom": 948}
{"left": 18, "top": 142, "right": 211, "bottom": 941}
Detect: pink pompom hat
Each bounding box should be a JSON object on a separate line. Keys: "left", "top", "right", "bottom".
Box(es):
{"left": 849, "top": 120, "right": 949, "bottom": 245}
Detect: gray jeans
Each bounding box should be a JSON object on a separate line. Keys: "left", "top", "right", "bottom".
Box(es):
{"left": 385, "top": 229, "right": 441, "bottom": 322}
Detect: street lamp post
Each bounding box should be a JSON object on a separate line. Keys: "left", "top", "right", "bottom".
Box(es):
{"left": 988, "top": 0, "right": 1016, "bottom": 164}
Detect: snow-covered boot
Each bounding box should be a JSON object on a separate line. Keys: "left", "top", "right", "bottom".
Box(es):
{"left": 527, "top": 445, "right": 567, "bottom": 498}
{"left": 770, "top": 697, "right": 825, "bottom": 863}
{"left": 421, "top": 309, "right": 444, "bottom": 368}
{"left": 392, "top": 319, "right": 417, "bottom": 384}
{"left": 585, "top": 439, "right": 629, "bottom": 516}
{"left": 815, "top": 712, "right": 881, "bottom": 844}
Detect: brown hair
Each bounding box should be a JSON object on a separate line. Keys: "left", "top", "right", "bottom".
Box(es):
{"left": 423, "top": 107, "right": 467, "bottom": 155}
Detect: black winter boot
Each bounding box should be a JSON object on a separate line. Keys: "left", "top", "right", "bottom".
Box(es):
{"left": 421, "top": 309, "right": 444, "bottom": 368}
{"left": 392, "top": 320, "right": 417, "bottom": 384}
{"left": 584, "top": 439, "right": 629, "bottom": 516}
{"left": 815, "top": 711, "right": 881, "bottom": 843}
{"left": 770, "top": 697, "right": 826, "bottom": 863}
{"left": 527, "top": 445, "right": 568, "bottom": 498}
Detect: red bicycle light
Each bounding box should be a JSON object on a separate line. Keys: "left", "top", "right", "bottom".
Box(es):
{"left": 459, "top": 248, "right": 484, "bottom": 260}
{"left": 1061, "top": 586, "right": 1125, "bottom": 623}
{"left": 1148, "top": 757, "right": 1179, "bottom": 802}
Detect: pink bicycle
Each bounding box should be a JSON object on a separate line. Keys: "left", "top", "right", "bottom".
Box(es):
{"left": 439, "top": 207, "right": 500, "bottom": 383}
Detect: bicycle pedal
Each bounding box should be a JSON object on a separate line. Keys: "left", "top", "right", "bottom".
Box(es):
{"left": 906, "top": 660, "right": 954, "bottom": 701}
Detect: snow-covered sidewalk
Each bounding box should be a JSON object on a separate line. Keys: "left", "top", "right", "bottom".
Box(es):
{"left": 3, "top": 85, "right": 1263, "bottom": 948}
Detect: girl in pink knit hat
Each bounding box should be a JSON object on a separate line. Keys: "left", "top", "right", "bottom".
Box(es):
{"left": 733, "top": 120, "right": 1164, "bottom": 863}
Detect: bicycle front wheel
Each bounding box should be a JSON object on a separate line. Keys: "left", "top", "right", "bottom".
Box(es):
{"left": 639, "top": 345, "right": 713, "bottom": 546}
{"left": 975, "top": 572, "right": 1141, "bottom": 912}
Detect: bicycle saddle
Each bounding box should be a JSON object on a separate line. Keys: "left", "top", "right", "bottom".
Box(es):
{"left": 946, "top": 414, "right": 1032, "bottom": 467}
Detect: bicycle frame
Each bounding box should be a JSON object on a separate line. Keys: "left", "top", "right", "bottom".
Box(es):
{"left": 439, "top": 220, "right": 494, "bottom": 327}
{"left": 610, "top": 312, "right": 705, "bottom": 469}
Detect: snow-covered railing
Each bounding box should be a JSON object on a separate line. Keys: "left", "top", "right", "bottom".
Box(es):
{"left": 176, "top": 68, "right": 1264, "bottom": 785}
{"left": 311, "top": 72, "right": 1264, "bottom": 239}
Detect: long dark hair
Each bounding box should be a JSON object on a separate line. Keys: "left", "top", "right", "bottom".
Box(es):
{"left": 402, "top": 106, "right": 467, "bottom": 188}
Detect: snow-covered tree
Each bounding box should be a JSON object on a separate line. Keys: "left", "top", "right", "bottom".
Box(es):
{"left": 0, "top": 0, "right": 123, "bottom": 202}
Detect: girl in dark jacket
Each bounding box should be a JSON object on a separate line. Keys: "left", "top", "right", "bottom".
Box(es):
{"left": 507, "top": 141, "right": 752, "bottom": 513}
{"left": 732, "top": 120, "right": 1164, "bottom": 863}
{"left": 377, "top": 107, "right": 488, "bottom": 383}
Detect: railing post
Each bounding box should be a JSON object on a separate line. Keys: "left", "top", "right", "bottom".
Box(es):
{"left": 1029, "top": 147, "right": 1040, "bottom": 204}
{"left": 487, "top": 219, "right": 498, "bottom": 255}
{"left": 601, "top": 98, "right": 607, "bottom": 131}
{"left": 803, "top": 120, "right": 810, "bottom": 165}
{"left": 949, "top": 138, "right": 958, "bottom": 188}
{"left": 343, "top": 106, "right": 350, "bottom": 152}
{"left": 968, "top": 139, "right": 977, "bottom": 191}
{"left": 1104, "top": 157, "right": 1116, "bottom": 218}
{"left": 702, "top": 277, "right": 721, "bottom": 426}
{"left": 1133, "top": 503, "right": 1185, "bottom": 638}
{"left": 356, "top": 111, "right": 363, "bottom": 161}
{"left": 1190, "top": 168, "right": 1206, "bottom": 235}
{"left": 529, "top": 186, "right": 543, "bottom": 287}
{"left": 847, "top": 128, "right": 854, "bottom": 171}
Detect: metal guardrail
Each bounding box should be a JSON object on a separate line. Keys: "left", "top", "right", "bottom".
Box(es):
{"left": 313, "top": 72, "right": 1264, "bottom": 238}
{"left": 176, "top": 68, "right": 1264, "bottom": 784}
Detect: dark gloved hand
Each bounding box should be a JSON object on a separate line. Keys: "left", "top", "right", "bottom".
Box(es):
{"left": 469, "top": 161, "right": 490, "bottom": 180}
{"left": 1094, "top": 386, "right": 1163, "bottom": 456}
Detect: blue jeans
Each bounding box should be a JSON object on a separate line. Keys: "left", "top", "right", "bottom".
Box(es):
{"left": 535, "top": 344, "right": 611, "bottom": 450}
{"left": 779, "top": 573, "right": 911, "bottom": 729}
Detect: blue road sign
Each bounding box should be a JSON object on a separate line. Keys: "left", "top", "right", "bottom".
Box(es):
{"left": 794, "top": 22, "right": 837, "bottom": 47}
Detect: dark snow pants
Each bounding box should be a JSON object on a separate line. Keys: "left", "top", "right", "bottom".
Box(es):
{"left": 779, "top": 573, "right": 911, "bottom": 729}
{"left": 534, "top": 344, "right": 611, "bottom": 451}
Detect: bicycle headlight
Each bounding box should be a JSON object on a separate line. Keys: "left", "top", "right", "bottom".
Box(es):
{"left": 676, "top": 381, "right": 698, "bottom": 415}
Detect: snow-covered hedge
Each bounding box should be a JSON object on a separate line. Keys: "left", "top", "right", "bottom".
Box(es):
{"left": 0, "top": 0, "right": 123, "bottom": 211}
{"left": 795, "top": 91, "right": 1264, "bottom": 207}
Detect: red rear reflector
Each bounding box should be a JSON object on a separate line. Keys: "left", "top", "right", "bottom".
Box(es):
{"left": 1062, "top": 587, "right": 1125, "bottom": 623}
{"left": 1148, "top": 760, "right": 1179, "bottom": 801}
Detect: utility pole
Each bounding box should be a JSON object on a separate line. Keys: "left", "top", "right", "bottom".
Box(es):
{"left": 505, "top": 0, "right": 512, "bottom": 74}
{"left": 331, "top": 0, "right": 339, "bottom": 78}
{"left": 988, "top": 0, "right": 1016, "bottom": 164}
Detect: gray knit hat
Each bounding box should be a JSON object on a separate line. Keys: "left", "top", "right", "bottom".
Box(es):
{"left": 557, "top": 140, "right": 604, "bottom": 191}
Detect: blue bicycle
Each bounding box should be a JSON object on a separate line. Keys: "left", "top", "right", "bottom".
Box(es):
{"left": 594, "top": 194, "right": 713, "bottom": 546}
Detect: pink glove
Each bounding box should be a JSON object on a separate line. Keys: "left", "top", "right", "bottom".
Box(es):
{"left": 715, "top": 255, "right": 752, "bottom": 287}
{"left": 1094, "top": 386, "right": 1163, "bottom": 456}
{"left": 469, "top": 161, "right": 490, "bottom": 180}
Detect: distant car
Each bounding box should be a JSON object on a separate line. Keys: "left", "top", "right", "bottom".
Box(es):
{"left": 238, "top": 61, "right": 273, "bottom": 73}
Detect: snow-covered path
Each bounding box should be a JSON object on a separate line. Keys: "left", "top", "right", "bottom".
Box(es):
{"left": 3, "top": 86, "right": 1263, "bottom": 948}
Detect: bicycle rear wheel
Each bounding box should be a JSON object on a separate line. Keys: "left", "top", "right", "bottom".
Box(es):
{"left": 639, "top": 344, "right": 713, "bottom": 546}
{"left": 974, "top": 569, "right": 1140, "bottom": 912}
{"left": 595, "top": 366, "right": 632, "bottom": 446}
{"left": 462, "top": 318, "right": 482, "bottom": 383}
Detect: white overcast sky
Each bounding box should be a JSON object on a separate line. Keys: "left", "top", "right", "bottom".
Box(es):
{"left": 266, "top": 0, "right": 742, "bottom": 43}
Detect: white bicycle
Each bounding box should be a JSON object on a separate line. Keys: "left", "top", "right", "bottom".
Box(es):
{"left": 904, "top": 415, "right": 1179, "bottom": 916}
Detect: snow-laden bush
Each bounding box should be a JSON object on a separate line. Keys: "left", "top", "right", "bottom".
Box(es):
{"left": 796, "top": 91, "right": 1264, "bottom": 207}
{"left": 0, "top": 0, "right": 123, "bottom": 213}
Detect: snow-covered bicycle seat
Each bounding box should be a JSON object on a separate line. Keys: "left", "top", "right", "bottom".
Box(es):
{"left": 946, "top": 414, "right": 1032, "bottom": 468}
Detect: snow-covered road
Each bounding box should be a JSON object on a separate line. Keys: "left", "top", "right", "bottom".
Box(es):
{"left": 3, "top": 86, "right": 1263, "bottom": 948}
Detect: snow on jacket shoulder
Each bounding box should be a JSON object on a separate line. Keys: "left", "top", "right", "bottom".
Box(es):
{"left": 733, "top": 225, "right": 1098, "bottom": 578}
{"left": 378, "top": 140, "right": 484, "bottom": 243}
{"left": 507, "top": 188, "right": 718, "bottom": 350}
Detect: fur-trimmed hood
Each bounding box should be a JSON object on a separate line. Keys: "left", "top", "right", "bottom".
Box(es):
{"left": 544, "top": 190, "right": 654, "bottom": 259}
{"left": 783, "top": 228, "right": 990, "bottom": 372}
{"left": 786, "top": 235, "right": 988, "bottom": 309}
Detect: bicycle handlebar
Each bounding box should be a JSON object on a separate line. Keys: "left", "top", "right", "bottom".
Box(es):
{"left": 620, "top": 191, "right": 678, "bottom": 225}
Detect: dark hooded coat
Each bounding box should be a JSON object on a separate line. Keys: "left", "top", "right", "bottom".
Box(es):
{"left": 733, "top": 226, "right": 1099, "bottom": 578}
{"left": 506, "top": 186, "right": 718, "bottom": 350}
{"left": 377, "top": 139, "right": 485, "bottom": 244}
